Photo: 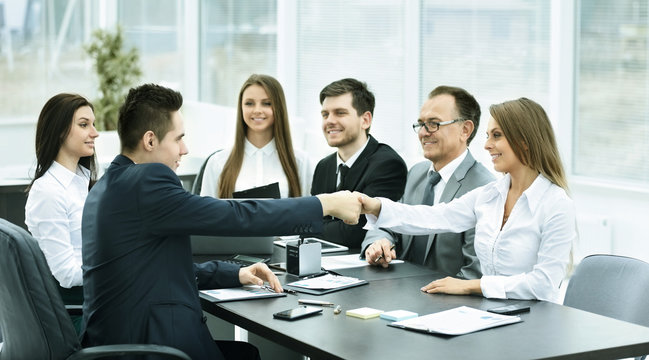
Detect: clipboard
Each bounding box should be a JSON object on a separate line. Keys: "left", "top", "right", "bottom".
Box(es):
{"left": 284, "top": 273, "right": 369, "bottom": 295}
{"left": 200, "top": 285, "right": 287, "bottom": 303}
{"left": 232, "top": 182, "right": 281, "bottom": 199}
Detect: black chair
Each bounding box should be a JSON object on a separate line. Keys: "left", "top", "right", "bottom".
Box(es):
{"left": 191, "top": 149, "right": 222, "bottom": 195}
{"left": 564, "top": 254, "right": 649, "bottom": 360}
{"left": 0, "top": 218, "right": 191, "bottom": 360}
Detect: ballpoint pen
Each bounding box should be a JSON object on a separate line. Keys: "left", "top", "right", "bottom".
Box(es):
{"left": 262, "top": 284, "right": 297, "bottom": 295}
{"left": 374, "top": 244, "right": 396, "bottom": 263}
{"left": 298, "top": 299, "right": 335, "bottom": 307}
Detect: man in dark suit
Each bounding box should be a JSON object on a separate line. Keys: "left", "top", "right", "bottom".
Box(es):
{"left": 311, "top": 78, "right": 407, "bottom": 249}
{"left": 81, "top": 84, "right": 361, "bottom": 360}
{"left": 362, "top": 86, "right": 494, "bottom": 279}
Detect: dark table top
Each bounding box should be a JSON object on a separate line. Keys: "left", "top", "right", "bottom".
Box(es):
{"left": 197, "top": 247, "right": 649, "bottom": 360}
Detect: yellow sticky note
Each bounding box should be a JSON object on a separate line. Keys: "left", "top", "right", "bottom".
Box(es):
{"left": 345, "top": 307, "right": 384, "bottom": 320}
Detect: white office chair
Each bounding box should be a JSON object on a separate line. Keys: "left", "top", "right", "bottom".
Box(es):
{"left": 564, "top": 254, "right": 649, "bottom": 360}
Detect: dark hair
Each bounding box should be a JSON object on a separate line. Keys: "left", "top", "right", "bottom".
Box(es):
{"left": 28, "top": 93, "right": 97, "bottom": 192}
{"left": 428, "top": 85, "right": 481, "bottom": 145}
{"left": 319, "top": 79, "right": 375, "bottom": 133}
{"left": 219, "top": 74, "right": 302, "bottom": 198}
{"left": 118, "top": 83, "right": 183, "bottom": 152}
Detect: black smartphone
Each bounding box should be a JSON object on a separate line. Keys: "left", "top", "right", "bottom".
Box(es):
{"left": 227, "top": 255, "right": 270, "bottom": 267}
{"left": 487, "top": 303, "right": 531, "bottom": 315}
{"left": 273, "top": 305, "right": 323, "bottom": 321}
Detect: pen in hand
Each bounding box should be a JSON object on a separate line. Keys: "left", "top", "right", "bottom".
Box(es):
{"left": 374, "top": 244, "right": 396, "bottom": 263}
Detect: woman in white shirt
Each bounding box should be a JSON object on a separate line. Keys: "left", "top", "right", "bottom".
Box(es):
{"left": 363, "top": 98, "right": 576, "bottom": 303}
{"left": 200, "top": 74, "right": 313, "bottom": 198}
{"left": 25, "top": 93, "right": 98, "bottom": 295}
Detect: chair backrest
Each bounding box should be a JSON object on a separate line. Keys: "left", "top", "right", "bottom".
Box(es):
{"left": 0, "top": 218, "right": 80, "bottom": 360}
{"left": 564, "top": 254, "right": 649, "bottom": 328}
{"left": 191, "top": 149, "right": 222, "bottom": 195}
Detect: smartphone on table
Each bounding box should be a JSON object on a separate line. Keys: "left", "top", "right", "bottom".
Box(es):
{"left": 273, "top": 305, "right": 323, "bottom": 321}
{"left": 487, "top": 303, "right": 531, "bottom": 315}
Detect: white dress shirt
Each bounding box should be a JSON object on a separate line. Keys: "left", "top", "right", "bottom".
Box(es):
{"left": 429, "top": 149, "right": 468, "bottom": 204}
{"left": 365, "top": 173, "right": 576, "bottom": 303}
{"left": 335, "top": 138, "right": 370, "bottom": 187}
{"left": 25, "top": 161, "right": 89, "bottom": 288}
{"left": 201, "top": 138, "right": 314, "bottom": 198}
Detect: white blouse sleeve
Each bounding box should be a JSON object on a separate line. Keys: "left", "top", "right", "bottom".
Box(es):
{"left": 480, "top": 196, "right": 576, "bottom": 303}
{"left": 200, "top": 152, "right": 226, "bottom": 198}
{"left": 366, "top": 186, "right": 483, "bottom": 235}
{"left": 25, "top": 187, "right": 82, "bottom": 288}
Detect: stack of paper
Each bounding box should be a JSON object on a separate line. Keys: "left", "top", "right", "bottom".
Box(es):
{"left": 346, "top": 307, "right": 384, "bottom": 319}
{"left": 380, "top": 310, "right": 419, "bottom": 322}
{"left": 388, "top": 306, "right": 522, "bottom": 335}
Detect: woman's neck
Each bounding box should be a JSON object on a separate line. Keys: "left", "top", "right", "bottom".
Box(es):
{"left": 246, "top": 131, "right": 273, "bottom": 149}
{"left": 54, "top": 152, "right": 80, "bottom": 173}
{"left": 508, "top": 166, "right": 539, "bottom": 194}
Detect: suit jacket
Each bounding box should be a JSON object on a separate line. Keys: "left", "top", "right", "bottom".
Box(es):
{"left": 361, "top": 151, "right": 494, "bottom": 279}
{"left": 81, "top": 155, "right": 323, "bottom": 359}
{"left": 311, "top": 135, "right": 407, "bottom": 249}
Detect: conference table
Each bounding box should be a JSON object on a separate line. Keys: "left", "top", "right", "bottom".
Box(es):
{"left": 197, "top": 250, "right": 649, "bottom": 360}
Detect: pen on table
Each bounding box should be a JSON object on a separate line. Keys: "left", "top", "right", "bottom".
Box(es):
{"left": 374, "top": 244, "right": 396, "bottom": 263}
{"left": 298, "top": 299, "right": 335, "bottom": 307}
{"left": 262, "top": 284, "right": 297, "bottom": 295}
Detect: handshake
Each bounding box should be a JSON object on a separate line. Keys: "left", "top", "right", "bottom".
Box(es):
{"left": 316, "top": 191, "right": 383, "bottom": 224}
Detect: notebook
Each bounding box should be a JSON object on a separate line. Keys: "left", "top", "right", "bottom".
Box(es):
{"left": 232, "top": 182, "right": 280, "bottom": 199}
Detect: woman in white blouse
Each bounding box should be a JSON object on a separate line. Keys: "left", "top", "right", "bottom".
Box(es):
{"left": 362, "top": 98, "right": 576, "bottom": 303}
{"left": 200, "top": 74, "right": 313, "bottom": 198}
{"left": 25, "top": 93, "right": 98, "bottom": 294}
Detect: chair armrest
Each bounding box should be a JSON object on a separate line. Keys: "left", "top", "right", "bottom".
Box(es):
{"left": 65, "top": 304, "right": 83, "bottom": 316}
{"left": 66, "top": 344, "right": 191, "bottom": 360}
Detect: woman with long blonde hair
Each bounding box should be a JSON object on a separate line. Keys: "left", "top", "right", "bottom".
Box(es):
{"left": 201, "top": 74, "right": 312, "bottom": 198}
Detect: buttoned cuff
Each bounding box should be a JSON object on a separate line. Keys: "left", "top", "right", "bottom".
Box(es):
{"left": 480, "top": 275, "right": 507, "bottom": 299}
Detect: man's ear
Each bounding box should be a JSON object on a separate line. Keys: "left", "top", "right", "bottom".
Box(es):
{"left": 361, "top": 111, "right": 372, "bottom": 131}
{"left": 461, "top": 120, "right": 475, "bottom": 142}
{"left": 142, "top": 131, "right": 157, "bottom": 152}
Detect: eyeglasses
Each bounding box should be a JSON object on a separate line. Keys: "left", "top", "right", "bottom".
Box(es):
{"left": 412, "top": 118, "right": 464, "bottom": 133}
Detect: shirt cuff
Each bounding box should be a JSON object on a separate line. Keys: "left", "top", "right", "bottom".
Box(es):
{"left": 480, "top": 275, "right": 507, "bottom": 299}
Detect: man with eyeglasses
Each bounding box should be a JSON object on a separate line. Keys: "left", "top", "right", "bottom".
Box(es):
{"left": 362, "top": 85, "right": 494, "bottom": 279}
{"left": 311, "top": 78, "right": 407, "bottom": 249}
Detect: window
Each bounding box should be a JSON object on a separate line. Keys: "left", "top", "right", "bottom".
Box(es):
{"left": 575, "top": 0, "right": 649, "bottom": 184}
{"left": 118, "top": 0, "right": 185, "bottom": 90}
{"left": 0, "top": 0, "right": 97, "bottom": 124}
{"left": 199, "top": 0, "right": 277, "bottom": 107}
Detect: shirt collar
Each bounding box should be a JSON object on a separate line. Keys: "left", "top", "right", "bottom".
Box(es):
{"left": 522, "top": 173, "right": 553, "bottom": 214}
{"left": 428, "top": 149, "right": 468, "bottom": 183}
{"left": 337, "top": 137, "right": 370, "bottom": 170}
{"left": 48, "top": 161, "right": 89, "bottom": 188}
{"left": 244, "top": 138, "right": 276, "bottom": 156}
{"left": 489, "top": 172, "right": 552, "bottom": 214}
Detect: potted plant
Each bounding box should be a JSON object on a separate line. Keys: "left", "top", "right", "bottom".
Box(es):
{"left": 85, "top": 26, "right": 142, "bottom": 131}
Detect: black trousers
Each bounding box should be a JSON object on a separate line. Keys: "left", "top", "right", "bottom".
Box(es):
{"left": 215, "top": 340, "right": 261, "bottom": 360}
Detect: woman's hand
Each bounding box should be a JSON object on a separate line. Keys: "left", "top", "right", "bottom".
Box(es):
{"left": 420, "top": 277, "right": 482, "bottom": 296}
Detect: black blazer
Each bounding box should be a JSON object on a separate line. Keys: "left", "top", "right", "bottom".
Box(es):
{"left": 311, "top": 135, "right": 407, "bottom": 249}
{"left": 81, "top": 155, "right": 323, "bottom": 359}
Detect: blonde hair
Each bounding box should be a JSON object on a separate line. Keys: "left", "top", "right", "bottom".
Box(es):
{"left": 489, "top": 97, "right": 568, "bottom": 191}
{"left": 218, "top": 74, "right": 302, "bottom": 198}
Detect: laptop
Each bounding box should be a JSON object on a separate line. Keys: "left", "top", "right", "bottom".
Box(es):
{"left": 191, "top": 234, "right": 275, "bottom": 255}
{"left": 191, "top": 187, "right": 279, "bottom": 255}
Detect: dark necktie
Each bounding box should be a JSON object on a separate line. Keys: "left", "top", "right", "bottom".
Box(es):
{"left": 407, "top": 171, "right": 442, "bottom": 264}
{"left": 336, "top": 164, "right": 350, "bottom": 191}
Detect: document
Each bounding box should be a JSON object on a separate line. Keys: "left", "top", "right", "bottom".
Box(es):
{"left": 388, "top": 306, "right": 522, "bottom": 336}
{"left": 321, "top": 254, "right": 404, "bottom": 270}
{"left": 200, "top": 285, "right": 286, "bottom": 303}
{"left": 285, "top": 273, "right": 369, "bottom": 295}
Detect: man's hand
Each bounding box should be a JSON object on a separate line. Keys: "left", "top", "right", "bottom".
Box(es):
{"left": 316, "top": 191, "right": 363, "bottom": 224}
{"left": 359, "top": 194, "right": 382, "bottom": 217}
{"left": 420, "top": 277, "right": 482, "bottom": 296}
{"left": 238, "top": 263, "right": 283, "bottom": 293}
{"left": 365, "top": 238, "right": 396, "bottom": 268}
